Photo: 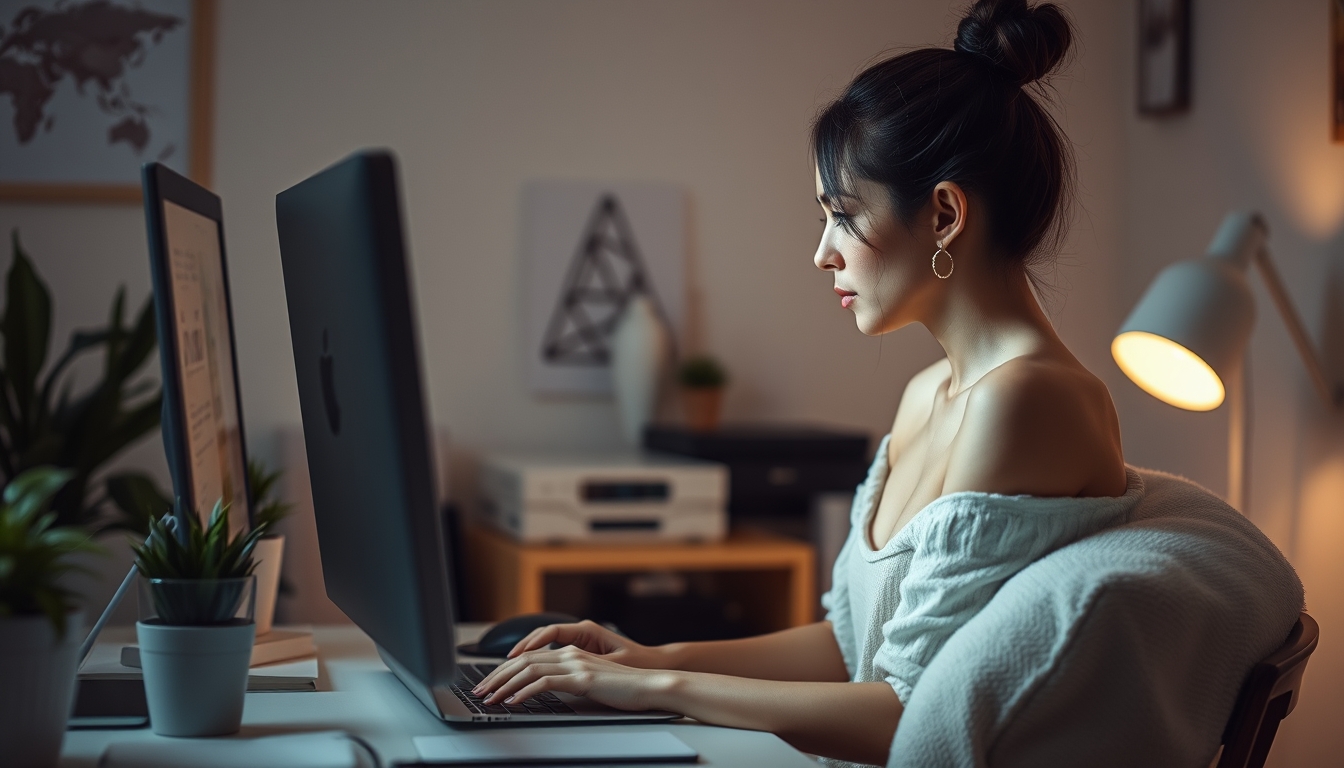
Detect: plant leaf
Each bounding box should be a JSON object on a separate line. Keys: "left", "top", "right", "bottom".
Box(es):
{"left": 3, "top": 232, "right": 52, "bottom": 440}
{"left": 110, "top": 297, "right": 157, "bottom": 382}
{"left": 103, "top": 472, "right": 170, "bottom": 534}
{"left": 38, "top": 329, "right": 109, "bottom": 418}
{"left": 2, "top": 467, "right": 71, "bottom": 520}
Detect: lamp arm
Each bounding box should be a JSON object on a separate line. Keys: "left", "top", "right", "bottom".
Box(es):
{"left": 1253, "top": 247, "right": 1344, "bottom": 407}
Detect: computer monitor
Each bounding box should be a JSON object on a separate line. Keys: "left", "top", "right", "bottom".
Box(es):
{"left": 142, "top": 162, "right": 252, "bottom": 534}
{"left": 274, "top": 151, "right": 458, "bottom": 715}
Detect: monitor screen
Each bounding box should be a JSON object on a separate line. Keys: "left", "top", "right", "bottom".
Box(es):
{"left": 160, "top": 198, "right": 249, "bottom": 535}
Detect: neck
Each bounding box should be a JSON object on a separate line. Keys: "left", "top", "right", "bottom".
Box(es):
{"left": 923, "top": 267, "right": 1060, "bottom": 395}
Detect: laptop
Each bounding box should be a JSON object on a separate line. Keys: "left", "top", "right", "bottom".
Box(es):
{"left": 274, "top": 150, "right": 677, "bottom": 724}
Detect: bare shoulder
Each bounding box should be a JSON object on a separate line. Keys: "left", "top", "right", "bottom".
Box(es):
{"left": 888, "top": 358, "right": 952, "bottom": 461}
{"left": 944, "top": 356, "right": 1126, "bottom": 498}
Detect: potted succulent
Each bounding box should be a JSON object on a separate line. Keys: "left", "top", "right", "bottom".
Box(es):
{"left": 131, "top": 500, "right": 273, "bottom": 737}
{"left": 678, "top": 355, "right": 728, "bottom": 432}
{"left": 0, "top": 467, "right": 99, "bottom": 768}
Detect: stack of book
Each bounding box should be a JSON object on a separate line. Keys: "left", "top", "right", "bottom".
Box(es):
{"left": 81, "top": 628, "right": 319, "bottom": 692}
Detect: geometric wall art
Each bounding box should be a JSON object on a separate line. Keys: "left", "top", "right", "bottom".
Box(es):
{"left": 522, "top": 181, "right": 684, "bottom": 395}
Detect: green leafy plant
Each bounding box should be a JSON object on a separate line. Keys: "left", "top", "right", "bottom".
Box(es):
{"left": 0, "top": 231, "right": 171, "bottom": 535}
{"left": 131, "top": 500, "right": 275, "bottom": 625}
{"left": 0, "top": 467, "right": 101, "bottom": 637}
{"left": 677, "top": 355, "right": 728, "bottom": 390}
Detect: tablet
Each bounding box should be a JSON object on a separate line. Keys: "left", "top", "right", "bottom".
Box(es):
{"left": 412, "top": 731, "right": 698, "bottom": 764}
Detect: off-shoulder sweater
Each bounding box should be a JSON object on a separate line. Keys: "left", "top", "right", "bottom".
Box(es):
{"left": 821, "top": 435, "right": 1144, "bottom": 767}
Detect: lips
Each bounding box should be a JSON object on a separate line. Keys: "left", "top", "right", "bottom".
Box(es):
{"left": 834, "top": 286, "right": 857, "bottom": 309}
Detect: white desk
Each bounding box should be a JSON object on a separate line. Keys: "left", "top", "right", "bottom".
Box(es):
{"left": 61, "top": 625, "right": 818, "bottom": 767}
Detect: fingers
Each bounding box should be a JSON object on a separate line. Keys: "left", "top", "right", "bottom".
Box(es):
{"left": 481, "top": 663, "right": 567, "bottom": 705}
{"left": 508, "top": 624, "right": 562, "bottom": 657}
{"left": 477, "top": 649, "right": 561, "bottom": 693}
{"left": 507, "top": 620, "right": 612, "bottom": 658}
{"left": 505, "top": 669, "right": 598, "bottom": 707}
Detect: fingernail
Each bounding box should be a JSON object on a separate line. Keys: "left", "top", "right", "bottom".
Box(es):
{"left": 504, "top": 695, "right": 515, "bottom": 703}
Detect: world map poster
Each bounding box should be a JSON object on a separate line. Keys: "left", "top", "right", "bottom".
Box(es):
{"left": 0, "top": 0, "right": 208, "bottom": 200}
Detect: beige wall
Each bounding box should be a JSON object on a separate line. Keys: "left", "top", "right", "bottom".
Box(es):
{"left": 1112, "top": 2, "right": 1344, "bottom": 765}
{"left": 3, "top": 0, "right": 1341, "bottom": 761}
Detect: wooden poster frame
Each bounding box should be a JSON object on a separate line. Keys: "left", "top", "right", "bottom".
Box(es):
{"left": 0, "top": 0, "right": 215, "bottom": 204}
{"left": 1137, "top": 0, "right": 1192, "bottom": 117}
{"left": 1333, "top": 0, "right": 1344, "bottom": 142}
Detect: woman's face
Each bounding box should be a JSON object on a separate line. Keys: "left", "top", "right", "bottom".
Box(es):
{"left": 814, "top": 169, "right": 933, "bottom": 336}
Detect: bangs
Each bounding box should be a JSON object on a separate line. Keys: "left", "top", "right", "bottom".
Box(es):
{"left": 812, "top": 102, "right": 862, "bottom": 206}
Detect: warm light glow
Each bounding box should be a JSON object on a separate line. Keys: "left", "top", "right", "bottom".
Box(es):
{"left": 1112, "top": 331, "right": 1225, "bottom": 411}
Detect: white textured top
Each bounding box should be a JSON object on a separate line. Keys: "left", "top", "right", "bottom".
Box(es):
{"left": 822, "top": 435, "right": 1144, "bottom": 733}
{"left": 886, "top": 468, "right": 1303, "bottom": 768}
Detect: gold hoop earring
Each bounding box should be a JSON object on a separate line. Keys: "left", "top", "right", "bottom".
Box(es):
{"left": 932, "top": 242, "right": 954, "bottom": 279}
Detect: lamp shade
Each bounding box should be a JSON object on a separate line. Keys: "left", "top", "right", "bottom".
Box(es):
{"left": 1112, "top": 258, "right": 1255, "bottom": 411}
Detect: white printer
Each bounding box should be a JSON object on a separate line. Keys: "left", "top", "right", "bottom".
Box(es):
{"left": 477, "top": 451, "right": 728, "bottom": 543}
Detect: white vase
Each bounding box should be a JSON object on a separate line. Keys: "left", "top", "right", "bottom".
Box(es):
{"left": 610, "top": 295, "right": 670, "bottom": 446}
{"left": 137, "top": 619, "right": 255, "bottom": 737}
{"left": 252, "top": 535, "right": 285, "bottom": 635}
{"left": 0, "top": 611, "right": 83, "bottom": 768}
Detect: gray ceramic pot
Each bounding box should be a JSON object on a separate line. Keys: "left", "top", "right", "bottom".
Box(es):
{"left": 0, "top": 612, "right": 83, "bottom": 768}
{"left": 136, "top": 619, "right": 254, "bottom": 737}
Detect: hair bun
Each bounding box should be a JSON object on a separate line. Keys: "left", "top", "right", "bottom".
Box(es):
{"left": 954, "top": 0, "right": 1072, "bottom": 87}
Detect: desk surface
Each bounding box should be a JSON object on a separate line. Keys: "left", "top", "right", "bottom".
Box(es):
{"left": 61, "top": 625, "right": 818, "bottom": 767}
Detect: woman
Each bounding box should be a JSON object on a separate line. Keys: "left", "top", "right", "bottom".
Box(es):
{"left": 475, "top": 1, "right": 1134, "bottom": 764}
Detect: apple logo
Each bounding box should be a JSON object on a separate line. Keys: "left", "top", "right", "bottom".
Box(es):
{"left": 319, "top": 330, "right": 341, "bottom": 435}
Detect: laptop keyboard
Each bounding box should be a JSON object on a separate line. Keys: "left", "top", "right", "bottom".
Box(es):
{"left": 453, "top": 663, "right": 575, "bottom": 716}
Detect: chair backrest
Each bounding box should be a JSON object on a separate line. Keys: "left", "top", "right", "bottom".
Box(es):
{"left": 1217, "top": 612, "right": 1319, "bottom": 768}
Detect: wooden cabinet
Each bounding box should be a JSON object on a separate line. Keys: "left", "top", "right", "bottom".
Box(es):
{"left": 461, "top": 524, "right": 816, "bottom": 635}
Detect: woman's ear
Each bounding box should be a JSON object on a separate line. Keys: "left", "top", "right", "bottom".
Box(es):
{"left": 929, "top": 181, "right": 968, "bottom": 248}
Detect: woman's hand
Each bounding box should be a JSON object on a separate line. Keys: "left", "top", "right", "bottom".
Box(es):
{"left": 474, "top": 646, "right": 678, "bottom": 712}
{"left": 507, "top": 620, "right": 666, "bottom": 669}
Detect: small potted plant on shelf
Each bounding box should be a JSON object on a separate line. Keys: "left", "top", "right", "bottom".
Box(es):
{"left": 131, "top": 499, "right": 273, "bottom": 737}
{"left": 0, "top": 467, "right": 99, "bottom": 768}
{"left": 678, "top": 354, "right": 728, "bottom": 432}
{"left": 246, "top": 458, "right": 293, "bottom": 636}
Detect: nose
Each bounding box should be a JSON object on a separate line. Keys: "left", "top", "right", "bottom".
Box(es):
{"left": 814, "top": 229, "right": 843, "bottom": 272}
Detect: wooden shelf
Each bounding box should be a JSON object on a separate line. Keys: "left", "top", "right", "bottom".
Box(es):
{"left": 461, "top": 523, "right": 816, "bottom": 633}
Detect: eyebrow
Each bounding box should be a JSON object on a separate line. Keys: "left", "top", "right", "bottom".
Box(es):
{"left": 817, "top": 193, "right": 858, "bottom": 208}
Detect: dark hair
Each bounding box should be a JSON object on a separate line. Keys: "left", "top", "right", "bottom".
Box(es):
{"left": 812, "top": 0, "right": 1075, "bottom": 275}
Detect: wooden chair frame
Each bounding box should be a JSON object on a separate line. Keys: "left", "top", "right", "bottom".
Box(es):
{"left": 1217, "top": 612, "right": 1319, "bottom": 768}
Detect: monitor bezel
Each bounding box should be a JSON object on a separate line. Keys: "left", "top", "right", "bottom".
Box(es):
{"left": 141, "top": 162, "right": 253, "bottom": 530}
{"left": 274, "top": 150, "right": 458, "bottom": 693}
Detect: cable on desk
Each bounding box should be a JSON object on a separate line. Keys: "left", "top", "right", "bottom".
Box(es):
{"left": 348, "top": 733, "right": 383, "bottom": 768}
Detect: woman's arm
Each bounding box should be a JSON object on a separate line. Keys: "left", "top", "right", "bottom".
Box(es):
{"left": 662, "top": 621, "right": 850, "bottom": 681}
{"left": 476, "top": 647, "right": 902, "bottom": 766}
{"left": 507, "top": 620, "right": 849, "bottom": 683}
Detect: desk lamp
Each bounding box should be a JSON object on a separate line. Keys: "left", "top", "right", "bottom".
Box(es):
{"left": 1112, "top": 212, "right": 1344, "bottom": 510}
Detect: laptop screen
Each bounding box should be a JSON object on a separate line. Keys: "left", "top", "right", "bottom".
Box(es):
{"left": 160, "top": 198, "right": 249, "bottom": 535}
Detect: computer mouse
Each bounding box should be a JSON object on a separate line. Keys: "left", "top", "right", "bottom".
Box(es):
{"left": 457, "top": 612, "right": 580, "bottom": 657}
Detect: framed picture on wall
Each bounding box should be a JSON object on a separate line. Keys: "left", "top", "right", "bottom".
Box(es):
{"left": 1137, "top": 0, "right": 1191, "bottom": 116}
{"left": 0, "top": 0, "right": 215, "bottom": 203}
{"left": 1334, "top": 0, "right": 1344, "bottom": 141}
{"left": 522, "top": 181, "right": 685, "bottom": 396}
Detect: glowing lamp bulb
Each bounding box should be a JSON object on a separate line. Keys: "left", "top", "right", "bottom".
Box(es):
{"left": 1111, "top": 331, "right": 1225, "bottom": 411}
